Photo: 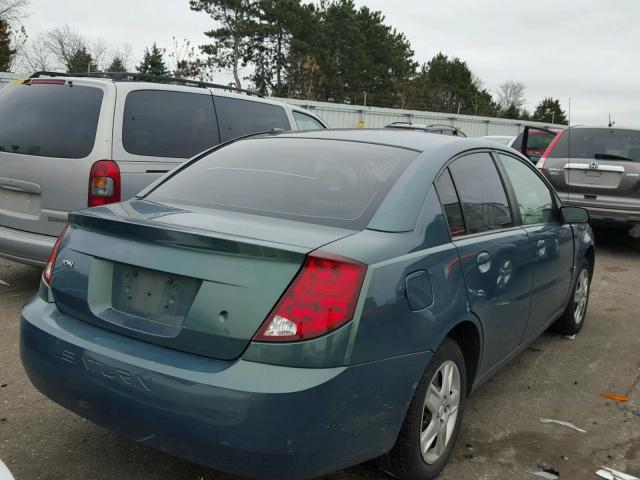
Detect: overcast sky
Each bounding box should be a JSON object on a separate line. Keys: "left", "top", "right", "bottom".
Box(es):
{"left": 21, "top": 0, "right": 640, "bottom": 126}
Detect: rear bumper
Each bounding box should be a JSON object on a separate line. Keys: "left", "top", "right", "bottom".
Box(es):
{"left": 562, "top": 202, "right": 640, "bottom": 228}
{"left": 0, "top": 225, "right": 55, "bottom": 266}
{"left": 20, "top": 296, "right": 430, "bottom": 480}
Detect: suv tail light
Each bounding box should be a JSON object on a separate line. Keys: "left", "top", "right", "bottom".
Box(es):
{"left": 88, "top": 160, "right": 121, "bottom": 207}
{"left": 536, "top": 130, "right": 565, "bottom": 171}
{"left": 253, "top": 252, "right": 367, "bottom": 342}
{"left": 43, "top": 224, "right": 68, "bottom": 286}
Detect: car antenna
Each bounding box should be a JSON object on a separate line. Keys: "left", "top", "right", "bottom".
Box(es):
{"left": 567, "top": 98, "right": 571, "bottom": 202}
{"left": 608, "top": 114, "right": 615, "bottom": 128}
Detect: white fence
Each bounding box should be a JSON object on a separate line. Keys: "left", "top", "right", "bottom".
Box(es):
{"left": 277, "top": 98, "right": 561, "bottom": 137}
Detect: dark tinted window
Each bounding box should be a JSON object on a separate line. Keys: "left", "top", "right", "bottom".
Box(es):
{"left": 123, "top": 90, "right": 219, "bottom": 158}
{"left": 147, "top": 138, "right": 417, "bottom": 230}
{"left": 435, "top": 169, "right": 465, "bottom": 236}
{"left": 511, "top": 130, "right": 555, "bottom": 151}
{"left": 449, "top": 153, "right": 513, "bottom": 234}
{"left": 215, "top": 96, "right": 291, "bottom": 142}
{"left": 549, "top": 128, "right": 640, "bottom": 162}
{"left": 0, "top": 83, "right": 102, "bottom": 158}
{"left": 499, "top": 154, "right": 559, "bottom": 225}
{"left": 293, "top": 111, "right": 325, "bottom": 130}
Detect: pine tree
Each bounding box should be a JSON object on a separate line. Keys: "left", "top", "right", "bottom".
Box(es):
{"left": 137, "top": 43, "right": 168, "bottom": 75}
{"left": 67, "top": 46, "right": 98, "bottom": 73}
{"left": 532, "top": 97, "right": 568, "bottom": 124}
{"left": 0, "top": 19, "right": 17, "bottom": 71}
{"left": 107, "top": 56, "right": 127, "bottom": 72}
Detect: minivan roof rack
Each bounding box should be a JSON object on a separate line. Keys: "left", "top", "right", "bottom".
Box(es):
{"left": 29, "top": 71, "right": 263, "bottom": 97}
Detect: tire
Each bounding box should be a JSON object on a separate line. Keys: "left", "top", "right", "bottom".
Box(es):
{"left": 551, "top": 258, "right": 592, "bottom": 335}
{"left": 382, "top": 338, "right": 467, "bottom": 480}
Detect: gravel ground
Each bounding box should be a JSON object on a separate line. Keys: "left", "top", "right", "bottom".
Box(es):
{"left": 0, "top": 229, "right": 639, "bottom": 480}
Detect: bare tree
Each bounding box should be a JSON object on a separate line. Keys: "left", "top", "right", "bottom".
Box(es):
{"left": 0, "top": 0, "right": 28, "bottom": 23}
{"left": 43, "top": 25, "right": 85, "bottom": 71}
{"left": 497, "top": 80, "right": 526, "bottom": 111}
{"left": 110, "top": 43, "right": 132, "bottom": 70}
{"left": 91, "top": 37, "right": 109, "bottom": 71}
{"left": 19, "top": 33, "right": 51, "bottom": 71}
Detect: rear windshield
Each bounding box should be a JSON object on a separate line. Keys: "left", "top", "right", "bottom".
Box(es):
{"left": 0, "top": 83, "right": 103, "bottom": 158}
{"left": 550, "top": 128, "right": 640, "bottom": 161}
{"left": 147, "top": 137, "right": 418, "bottom": 230}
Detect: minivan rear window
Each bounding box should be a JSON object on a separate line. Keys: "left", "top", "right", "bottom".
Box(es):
{"left": 0, "top": 83, "right": 103, "bottom": 158}
{"left": 147, "top": 138, "right": 418, "bottom": 230}
{"left": 549, "top": 128, "right": 640, "bottom": 162}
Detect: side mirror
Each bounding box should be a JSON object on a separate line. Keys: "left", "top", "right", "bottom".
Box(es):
{"left": 561, "top": 206, "right": 589, "bottom": 224}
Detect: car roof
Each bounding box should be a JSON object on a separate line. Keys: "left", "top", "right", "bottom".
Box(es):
{"left": 272, "top": 128, "right": 494, "bottom": 153}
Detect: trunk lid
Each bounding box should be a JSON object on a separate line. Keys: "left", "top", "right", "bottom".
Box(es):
{"left": 50, "top": 200, "right": 357, "bottom": 360}
{"left": 0, "top": 80, "right": 111, "bottom": 236}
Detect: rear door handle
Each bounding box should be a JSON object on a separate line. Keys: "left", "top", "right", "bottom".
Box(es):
{"left": 477, "top": 252, "right": 491, "bottom": 273}
{"left": 537, "top": 239, "right": 546, "bottom": 256}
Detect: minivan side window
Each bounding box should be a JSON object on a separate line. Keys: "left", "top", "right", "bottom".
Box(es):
{"left": 448, "top": 153, "right": 513, "bottom": 234}
{"left": 123, "top": 90, "right": 219, "bottom": 159}
{"left": 434, "top": 169, "right": 466, "bottom": 237}
{"left": 293, "top": 111, "right": 325, "bottom": 130}
{"left": 499, "top": 154, "right": 560, "bottom": 225}
{"left": 214, "top": 96, "right": 291, "bottom": 142}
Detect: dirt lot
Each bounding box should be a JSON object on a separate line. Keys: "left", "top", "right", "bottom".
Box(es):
{"left": 1, "top": 229, "right": 639, "bottom": 480}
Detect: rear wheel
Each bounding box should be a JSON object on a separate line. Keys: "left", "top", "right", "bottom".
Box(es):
{"left": 382, "top": 338, "right": 466, "bottom": 480}
{"left": 552, "top": 258, "right": 591, "bottom": 335}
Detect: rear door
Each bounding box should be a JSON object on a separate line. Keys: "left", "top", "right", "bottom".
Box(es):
{"left": 438, "top": 152, "right": 532, "bottom": 373}
{"left": 497, "top": 153, "right": 573, "bottom": 338}
{"left": 513, "top": 126, "right": 558, "bottom": 163}
{"left": 541, "top": 128, "right": 640, "bottom": 211}
{"left": 0, "top": 79, "right": 113, "bottom": 236}
{"left": 113, "top": 84, "right": 220, "bottom": 199}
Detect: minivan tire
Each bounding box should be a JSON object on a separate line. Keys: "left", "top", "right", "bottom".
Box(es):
{"left": 551, "top": 258, "right": 592, "bottom": 335}
{"left": 382, "top": 337, "right": 467, "bottom": 480}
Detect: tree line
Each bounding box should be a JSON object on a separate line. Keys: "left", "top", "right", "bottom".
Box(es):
{"left": 0, "top": 0, "right": 568, "bottom": 124}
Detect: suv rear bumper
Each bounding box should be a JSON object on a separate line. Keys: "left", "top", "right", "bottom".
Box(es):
{"left": 0, "top": 225, "right": 55, "bottom": 266}
{"left": 20, "top": 296, "right": 429, "bottom": 480}
{"left": 563, "top": 202, "right": 640, "bottom": 228}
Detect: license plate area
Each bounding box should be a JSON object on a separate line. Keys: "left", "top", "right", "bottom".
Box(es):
{"left": 111, "top": 263, "right": 200, "bottom": 327}
{"left": 0, "top": 188, "right": 41, "bottom": 218}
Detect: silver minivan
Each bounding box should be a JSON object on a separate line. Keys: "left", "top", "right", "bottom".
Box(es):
{"left": 0, "top": 73, "right": 328, "bottom": 266}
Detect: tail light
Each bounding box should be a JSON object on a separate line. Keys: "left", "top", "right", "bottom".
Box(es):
{"left": 253, "top": 252, "right": 367, "bottom": 342}
{"left": 43, "top": 224, "right": 68, "bottom": 286}
{"left": 88, "top": 160, "right": 121, "bottom": 207}
{"left": 536, "top": 130, "right": 565, "bottom": 171}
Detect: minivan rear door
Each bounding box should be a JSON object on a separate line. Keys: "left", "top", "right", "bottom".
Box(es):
{"left": 112, "top": 83, "right": 221, "bottom": 199}
{"left": 0, "top": 78, "right": 113, "bottom": 236}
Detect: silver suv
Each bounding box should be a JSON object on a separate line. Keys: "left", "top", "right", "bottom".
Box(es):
{"left": 0, "top": 72, "right": 328, "bottom": 266}
{"left": 536, "top": 126, "right": 640, "bottom": 232}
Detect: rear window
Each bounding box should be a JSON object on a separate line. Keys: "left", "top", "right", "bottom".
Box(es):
{"left": 123, "top": 90, "right": 220, "bottom": 158}
{"left": 0, "top": 83, "right": 103, "bottom": 158}
{"left": 549, "top": 128, "right": 640, "bottom": 162}
{"left": 214, "top": 96, "right": 291, "bottom": 142}
{"left": 147, "top": 138, "right": 418, "bottom": 230}
{"left": 511, "top": 130, "right": 555, "bottom": 151}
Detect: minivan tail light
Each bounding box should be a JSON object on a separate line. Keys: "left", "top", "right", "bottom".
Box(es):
{"left": 537, "top": 130, "right": 565, "bottom": 171}
{"left": 43, "top": 224, "right": 68, "bottom": 286}
{"left": 253, "top": 252, "right": 367, "bottom": 342}
{"left": 88, "top": 160, "right": 121, "bottom": 207}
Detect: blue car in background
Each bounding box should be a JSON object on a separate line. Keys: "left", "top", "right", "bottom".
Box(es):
{"left": 20, "top": 130, "right": 595, "bottom": 480}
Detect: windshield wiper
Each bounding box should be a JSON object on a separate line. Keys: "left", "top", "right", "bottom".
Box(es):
{"left": 594, "top": 153, "right": 636, "bottom": 162}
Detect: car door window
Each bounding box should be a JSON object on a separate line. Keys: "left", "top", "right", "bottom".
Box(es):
{"left": 293, "top": 111, "right": 325, "bottom": 130}
{"left": 498, "top": 154, "right": 560, "bottom": 225}
{"left": 214, "top": 96, "right": 291, "bottom": 142}
{"left": 434, "top": 169, "right": 465, "bottom": 237}
{"left": 448, "top": 153, "right": 513, "bottom": 234}
{"left": 123, "top": 90, "right": 220, "bottom": 159}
